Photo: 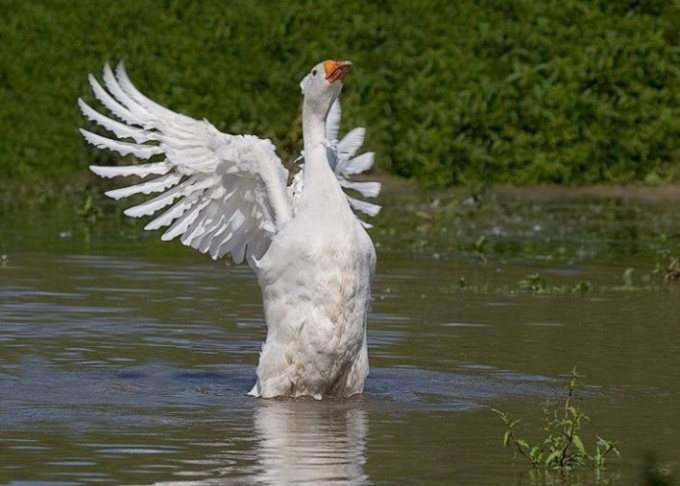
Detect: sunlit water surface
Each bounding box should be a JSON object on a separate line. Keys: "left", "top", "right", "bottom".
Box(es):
{"left": 1, "top": 192, "right": 680, "bottom": 484}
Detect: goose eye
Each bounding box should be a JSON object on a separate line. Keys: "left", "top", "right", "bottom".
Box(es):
{"left": 312, "top": 69, "right": 317, "bottom": 76}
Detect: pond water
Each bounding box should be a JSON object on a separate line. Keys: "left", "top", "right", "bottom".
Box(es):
{"left": 1, "top": 188, "right": 680, "bottom": 484}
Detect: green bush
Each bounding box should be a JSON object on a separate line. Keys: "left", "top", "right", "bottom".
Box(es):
{"left": 378, "top": 0, "right": 680, "bottom": 186}
{"left": 1, "top": 0, "right": 679, "bottom": 186}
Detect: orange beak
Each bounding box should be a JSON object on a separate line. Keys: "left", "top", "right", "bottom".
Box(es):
{"left": 324, "top": 60, "right": 352, "bottom": 83}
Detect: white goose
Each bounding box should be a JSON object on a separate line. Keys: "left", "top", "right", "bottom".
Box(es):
{"left": 78, "top": 60, "right": 380, "bottom": 399}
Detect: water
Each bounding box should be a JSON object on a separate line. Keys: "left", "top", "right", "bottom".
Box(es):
{"left": 1, "top": 190, "right": 680, "bottom": 484}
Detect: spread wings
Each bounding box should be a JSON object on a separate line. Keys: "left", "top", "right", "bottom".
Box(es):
{"left": 80, "top": 63, "right": 292, "bottom": 265}
{"left": 326, "top": 100, "right": 381, "bottom": 226}
{"left": 79, "top": 63, "right": 379, "bottom": 264}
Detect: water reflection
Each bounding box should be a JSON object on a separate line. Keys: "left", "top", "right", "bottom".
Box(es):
{"left": 252, "top": 399, "right": 367, "bottom": 485}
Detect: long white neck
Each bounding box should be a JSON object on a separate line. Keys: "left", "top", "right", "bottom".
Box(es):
{"left": 300, "top": 100, "right": 347, "bottom": 213}
{"left": 302, "top": 106, "right": 327, "bottom": 152}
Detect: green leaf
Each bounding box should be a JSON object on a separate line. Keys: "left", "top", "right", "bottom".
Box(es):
{"left": 529, "top": 445, "right": 543, "bottom": 462}
{"left": 515, "top": 439, "right": 530, "bottom": 451}
{"left": 545, "top": 449, "right": 563, "bottom": 467}
{"left": 572, "top": 434, "right": 587, "bottom": 456}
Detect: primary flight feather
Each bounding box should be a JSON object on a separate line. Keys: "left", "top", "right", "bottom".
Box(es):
{"left": 79, "top": 60, "right": 380, "bottom": 399}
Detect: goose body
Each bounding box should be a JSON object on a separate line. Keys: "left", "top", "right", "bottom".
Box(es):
{"left": 79, "top": 60, "right": 380, "bottom": 399}
{"left": 253, "top": 142, "right": 375, "bottom": 398}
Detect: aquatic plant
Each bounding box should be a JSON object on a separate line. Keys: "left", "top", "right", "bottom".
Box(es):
{"left": 515, "top": 273, "right": 591, "bottom": 295}
{"left": 666, "top": 257, "right": 680, "bottom": 282}
{"left": 652, "top": 235, "right": 680, "bottom": 283}
{"left": 634, "top": 233, "right": 680, "bottom": 286}
{"left": 517, "top": 273, "right": 547, "bottom": 292}
{"left": 493, "top": 368, "right": 620, "bottom": 471}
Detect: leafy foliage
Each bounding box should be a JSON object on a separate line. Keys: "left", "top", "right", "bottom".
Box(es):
{"left": 493, "top": 369, "right": 620, "bottom": 471}
{"left": 382, "top": 0, "right": 680, "bottom": 186}
{"left": 1, "top": 0, "right": 680, "bottom": 186}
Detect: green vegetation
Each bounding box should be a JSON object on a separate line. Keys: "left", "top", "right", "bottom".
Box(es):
{"left": 514, "top": 272, "right": 591, "bottom": 294}
{"left": 1, "top": 1, "right": 680, "bottom": 190}
{"left": 493, "top": 369, "right": 620, "bottom": 471}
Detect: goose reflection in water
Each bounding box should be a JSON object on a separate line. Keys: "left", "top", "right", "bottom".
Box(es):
{"left": 149, "top": 399, "right": 368, "bottom": 485}
{"left": 252, "top": 400, "right": 368, "bottom": 485}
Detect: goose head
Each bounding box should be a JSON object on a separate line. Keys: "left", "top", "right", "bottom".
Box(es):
{"left": 300, "top": 60, "right": 352, "bottom": 122}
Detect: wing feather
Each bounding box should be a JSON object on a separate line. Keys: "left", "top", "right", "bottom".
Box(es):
{"left": 345, "top": 194, "right": 381, "bottom": 217}
{"left": 163, "top": 196, "right": 212, "bottom": 242}
{"left": 326, "top": 99, "right": 342, "bottom": 142}
{"left": 79, "top": 129, "right": 163, "bottom": 159}
{"left": 336, "top": 128, "right": 365, "bottom": 159}
{"left": 86, "top": 73, "right": 138, "bottom": 125}
{"left": 337, "top": 152, "right": 374, "bottom": 176}
{"left": 90, "top": 161, "right": 173, "bottom": 178}
{"left": 80, "top": 62, "right": 293, "bottom": 265}
{"left": 324, "top": 101, "right": 381, "bottom": 222}
{"left": 124, "top": 175, "right": 203, "bottom": 219}
{"left": 338, "top": 179, "right": 381, "bottom": 198}
{"left": 78, "top": 99, "right": 155, "bottom": 143}
{"left": 104, "top": 172, "right": 183, "bottom": 200}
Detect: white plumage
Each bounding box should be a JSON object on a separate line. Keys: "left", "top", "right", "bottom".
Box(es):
{"left": 79, "top": 60, "right": 380, "bottom": 399}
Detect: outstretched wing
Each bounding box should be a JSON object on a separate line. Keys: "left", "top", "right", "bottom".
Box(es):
{"left": 79, "top": 62, "right": 293, "bottom": 266}
{"left": 325, "top": 100, "right": 381, "bottom": 227}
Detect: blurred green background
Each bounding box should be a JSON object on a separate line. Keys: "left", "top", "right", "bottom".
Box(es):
{"left": 1, "top": 0, "right": 680, "bottom": 191}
